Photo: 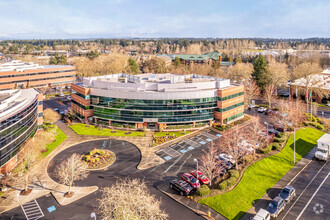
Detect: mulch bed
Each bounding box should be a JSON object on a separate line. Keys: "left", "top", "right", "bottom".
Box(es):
{"left": 64, "top": 192, "right": 74, "bottom": 198}
{"left": 20, "top": 188, "right": 32, "bottom": 196}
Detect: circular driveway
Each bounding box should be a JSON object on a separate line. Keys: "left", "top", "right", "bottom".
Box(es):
{"left": 47, "top": 139, "right": 141, "bottom": 187}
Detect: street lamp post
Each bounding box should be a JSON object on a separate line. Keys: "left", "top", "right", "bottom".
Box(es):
{"left": 294, "top": 127, "right": 296, "bottom": 164}
{"left": 264, "top": 122, "right": 269, "bottom": 134}
{"left": 193, "top": 158, "right": 198, "bottom": 180}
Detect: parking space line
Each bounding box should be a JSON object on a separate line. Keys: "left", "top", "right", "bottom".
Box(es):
{"left": 297, "top": 172, "right": 330, "bottom": 220}
{"left": 186, "top": 139, "right": 201, "bottom": 147}
{"left": 175, "top": 154, "right": 192, "bottom": 174}
{"left": 21, "top": 199, "right": 44, "bottom": 220}
{"left": 164, "top": 154, "right": 185, "bottom": 173}
{"left": 282, "top": 161, "right": 328, "bottom": 219}
{"left": 201, "top": 132, "right": 218, "bottom": 139}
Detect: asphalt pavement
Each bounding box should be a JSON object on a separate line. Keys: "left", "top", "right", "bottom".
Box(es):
{"left": 278, "top": 159, "right": 329, "bottom": 220}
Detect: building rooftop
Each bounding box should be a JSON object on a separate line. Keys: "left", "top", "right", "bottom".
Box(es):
{"left": 0, "top": 60, "right": 73, "bottom": 72}
{"left": 0, "top": 89, "right": 40, "bottom": 121}
{"left": 291, "top": 69, "right": 330, "bottom": 90}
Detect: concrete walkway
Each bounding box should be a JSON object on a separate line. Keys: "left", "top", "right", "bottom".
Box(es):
{"left": 241, "top": 146, "right": 317, "bottom": 220}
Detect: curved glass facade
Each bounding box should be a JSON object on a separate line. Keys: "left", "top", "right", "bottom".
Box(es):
{"left": 91, "top": 96, "right": 218, "bottom": 123}
{"left": 0, "top": 99, "right": 38, "bottom": 167}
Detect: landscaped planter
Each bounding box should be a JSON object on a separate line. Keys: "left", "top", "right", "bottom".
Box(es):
{"left": 82, "top": 148, "right": 115, "bottom": 170}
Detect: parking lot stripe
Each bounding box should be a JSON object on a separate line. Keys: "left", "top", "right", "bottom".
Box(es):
{"left": 21, "top": 199, "right": 44, "bottom": 220}
{"left": 282, "top": 161, "right": 328, "bottom": 219}
{"left": 164, "top": 154, "right": 184, "bottom": 173}
{"left": 297, "top": 172, "right": 330, "bottom": 220}
{"left": 175, "top": 154, "right": 192, "bottom": 174}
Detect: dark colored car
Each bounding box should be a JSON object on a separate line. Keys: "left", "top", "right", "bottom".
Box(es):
{"left": 278, "top": 185, "right": 296, "bottom": 203}
{"left": 266, "top": 196, "right": 286, "bottom": 218}
{"left": 264, "top": 109, "right": 273, "bottom": 115}
{"left": 190, "top": 170, "right": 210, "bottom": 185}
{"left": 268, "top": 128, "right": 280, "bottom": 137}
{"left": 221, "top": 160, "right": 234, "bottom": 170}
{"left": 181, "top": 173, "right": 200, "bottom": 189}
{"left": 169, "top": 179, "right": 193, "bottom": 196}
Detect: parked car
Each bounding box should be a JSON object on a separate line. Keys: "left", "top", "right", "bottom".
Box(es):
{"left": 67, "top": 96, "right": 72, "bottom": 101}
{"left": 248, "top": 104, "right": 256, "bottom": 109}
{"left": 252, "top": 208, "right": 271, "bottom": 220}
{"left": 169, "top": 179, "right": 192, "bottom": 196}
{"left": 264, "top": 109, "right": 273, "bottom": 115}
{"left": 220, "top": 160, "right": 234, "bottom": 170}
{"left": 59, "top": 92, "right": 65, "bottom": 97}
{"left": 266, "top": 196, "right": 286, "bottom": 218}
{"left": 53, "top": 108, "right": 59, "bottom": 113}
{"left": 258, "top": 107, "right": 267, "bottom": 113}
{"left": 268, "top": 128, "right": 280, "bottom": 137}
{"left": 216, "top": 153, "right": 236, "bottom": 164}
{"left": 190, "top": 170, "right": 210, "bottom": 185}
{"left": 278, "top": 185, "right": 296, "bottom": 203}
{"left": 181, "top": 173, "right": 200, "bottom": 189}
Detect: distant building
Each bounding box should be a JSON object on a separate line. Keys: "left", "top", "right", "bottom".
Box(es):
{"left": 157, "top": 51, "right": 234, "bottom": 66}
{"left": 290, "top": 69, "right": 330, "bottom": 103}
{"left": 0, "top": 60, "right": 76, "bottom": 91}
{"left": 157, "top": 55, "right": 172, "bottom": 66}
{"left": 71, "top": 73, "right": 244, "bottom": 129}
{"left": 43, "top": 50, "right": 69, "bottom": 57}
{"left": 0, "top": 89, "right": 43, "bottom": 173}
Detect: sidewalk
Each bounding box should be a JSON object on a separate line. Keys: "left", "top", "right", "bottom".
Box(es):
{"left": 0, "top": 121, "right": 98, "bottom": 214}
{"left": 241, "top": 146, "right": 317, "bottom": 220}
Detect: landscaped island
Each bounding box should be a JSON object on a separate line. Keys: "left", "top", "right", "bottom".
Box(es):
{"left": 70, "top": 124, "right": 145, "bottom": 137}
{"left": 82, "top": 148, "right": 115, "bottom": 170}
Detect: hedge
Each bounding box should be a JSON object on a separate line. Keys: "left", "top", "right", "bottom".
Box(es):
{"left": 226, "top": 177, "right": 237, "bottom": 186}
{"left": 218, "top": 181, "right": 228, "bottom": 190}
{"left": 274, "top": 137, "right": 286, "bottom": 143}
{"left": 260, "top": 144, "right": 272, "bottom": 154}
{"left": 196, "top": 185, "right": 211, "bottom": 196}
{"left": 278, "top": 132, "right": 286, "bottom": 138}
{"left": 228, "top": 169, "right": 239, "bottom": 178}
{"left": 272, "top": 142, "right": 280, "bottom": 150}
{"left": 243, "top": 154, "right": 253, "bottom": 164}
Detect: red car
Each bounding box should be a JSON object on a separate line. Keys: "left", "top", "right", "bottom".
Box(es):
{"left": 181, "top": 173, "right": 200, "bottom": 189}
{"left": 190, "top": 170, "right": 210, "bottom": 185}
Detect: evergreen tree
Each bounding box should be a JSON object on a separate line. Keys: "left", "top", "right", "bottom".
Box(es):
{"left": 174, "top": 57, "right": 181, "bottom": 68}
{"left": 252, "top": 55, "right": 268, "bottom": 90}
{"left": 128, "top": 58, "right": 139, "bottom": 74}
{"left": 235, "top": 57, "right": 242, "bottom": 63}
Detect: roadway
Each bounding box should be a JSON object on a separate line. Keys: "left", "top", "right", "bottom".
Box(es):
{"left": 278, "top": 159, "right": 329, "bottom": 220}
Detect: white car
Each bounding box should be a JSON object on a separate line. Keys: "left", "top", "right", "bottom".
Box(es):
{"left": 249, "top": 104, "right": 256, "bottom": 109}
{"left": 252, "top": 208, "right": 270, "bottom": 220}
{"left": 258, "top": 107, "right": 267, "bottom": 113}
{"left": 216, "top": 153, "right": 236, "bottom": 164}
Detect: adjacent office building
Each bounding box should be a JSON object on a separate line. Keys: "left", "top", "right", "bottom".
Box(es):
{"left": 0, "top": 60, "right": 76, "bottom": 91}
{"left": 71, "top": 73, "right": 244, "bottom": 129}
{"left": 0, "top": 89, "right": 43, "bottom": 173}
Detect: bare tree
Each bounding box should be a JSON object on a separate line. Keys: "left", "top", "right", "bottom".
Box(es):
{"left": 218, "top": 129, "right": 246, "bottom": 170}
{"left": 244, "top": 79, "right": 260, "bottom": 107}
{"left": 264, "top": 84, "right": 277, "bottom": 108}
{"left": 10, "top": 142, "right": 40, "bottom": 194}
{"left": 43, "top": 108, "right": 61, "bottom": 124}
{"left": 226, "top": 62, "right": 254, "bottom": 83}
{"left": 98, "top": 178, "right": 168, "bottom": 220}
{"left": 54, "top": 153, "right": 89, "bottom": 196}
{"left": 267, "top": 61, "right": 289, "bottom": 88}
{"left": 248, "top": 118, "right": 268, "bottom": 157}
{"left": 199, "top": 143, "right": 222, "bottom": 186}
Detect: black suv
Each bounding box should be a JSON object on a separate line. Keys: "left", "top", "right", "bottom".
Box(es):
{"left": 169, "top": 179, "right": 193, "bottom": 196}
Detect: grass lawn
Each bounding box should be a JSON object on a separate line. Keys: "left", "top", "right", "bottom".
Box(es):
{"left": 153, "top": 131, "right": 191, "bottom": 138}
{"left": 70, "top": 124, "right": 145, "bottom": 137}
{"left": 42, "top": 127, "right": 67, "bottom": 158}
{"left": 199, "top": 127, "right": 324, "bottom": 220}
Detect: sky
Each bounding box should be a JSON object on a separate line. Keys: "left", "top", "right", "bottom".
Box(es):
{"left": 0, "top": 0, "right": 329, "bottom": 39}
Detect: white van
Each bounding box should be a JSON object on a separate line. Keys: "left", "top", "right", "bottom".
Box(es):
{"left": 252, "top": 208, "right": 270, "bottom": 220}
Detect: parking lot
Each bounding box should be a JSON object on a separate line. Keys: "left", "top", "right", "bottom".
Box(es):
{"left": 155, "top": 129, "right": 222, "bottom": 161}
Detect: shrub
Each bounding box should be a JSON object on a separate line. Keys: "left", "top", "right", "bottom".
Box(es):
{"left": 273, "top": 107, "right": 279, "bottom": 111}
{"left": 259, "top": 104, "right": 269, "bottom": 108}
{"left": 218, "top": 181, "right": 228, "bottom": 190}
{"left": 303, "top": 121, "right": 310, "bottom": 126}
{"left": 96, "top": 158, "right": 100, "bottom": 162}
{"left": 278, "top": 132, "right": 286, "bottom": 138}
{"left": 243, "top": 154, "right": 253, "bottom": 164}
{"left": 196, "top": 185, "right": 211, "bottom": 196}
{"left": 226, "top": 177, "right": 237, "bottom": 186}
{"left": 274, "top": 137, "right": 286, "bottom": 143}
{"left": 316, "top": 124, "right": 324, "bottom": 130}
{"left": 228, "top": 170, "right": 239, "bottom": 178}
{"left": 272, "top": 142, "right": 280, "bottom": 150}
{"left": 85, "top": 155, "right": 90, "bottom": 162}
{"left": 260, "top": 144, "right": 272, "bottom": 154}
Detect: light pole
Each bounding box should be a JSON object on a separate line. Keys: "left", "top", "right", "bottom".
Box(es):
{"left": 194, "top": 158, "right": 198, "bottom": 180}
{"left": 91, "top": 212, "right": 96, "bottom": 220}
{"left": 294, "top": 127, "right": 296, "bottom": 164}
{"left": 264, "top": 122, "right": 269, "bottom": 135}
